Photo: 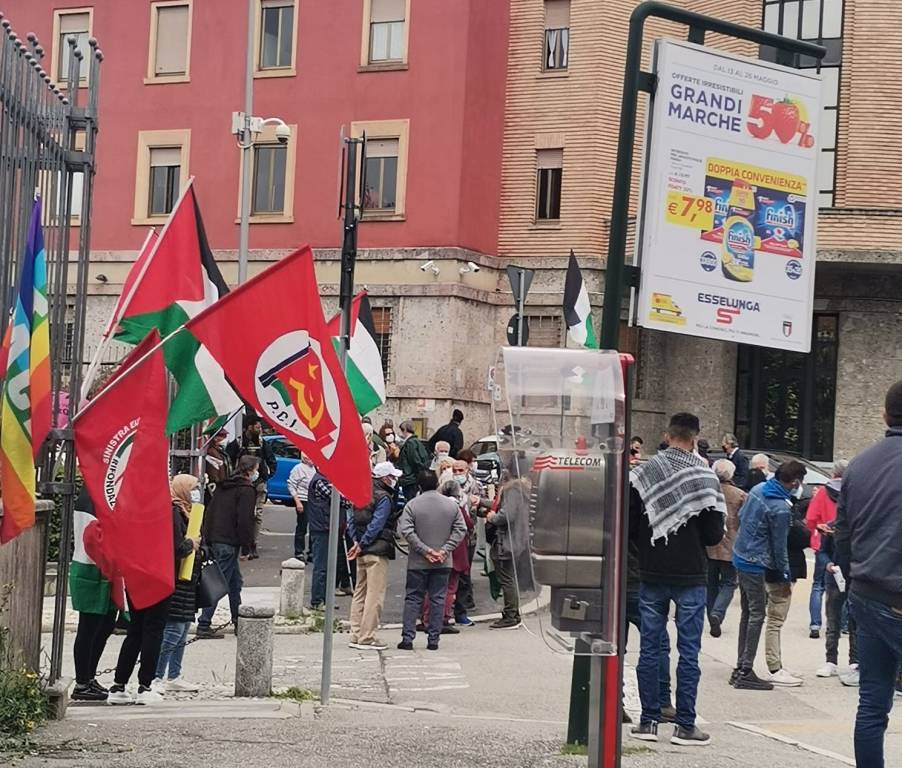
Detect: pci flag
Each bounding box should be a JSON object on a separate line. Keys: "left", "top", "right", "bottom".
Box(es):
{"left": 326, "top": 293, "right": 386, "bottom": 415}
{"left": 563, "top": 252, "right": 598, "bottom": 349}
{"left": 186, "top": 246, "right": 373, "bottom": 507}
{"left": 74, "top": 331, "right": 174, "bottom": 609}
{"left": 1, "top": 198, "right": 51, "bottom": 543}
{"left": 114, "top": 181, "right": 241, "bottom": 434}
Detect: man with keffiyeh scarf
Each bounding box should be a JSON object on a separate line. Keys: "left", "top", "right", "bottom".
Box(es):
{"left": 628, "top": 413, "right": 726, "bottom": 748}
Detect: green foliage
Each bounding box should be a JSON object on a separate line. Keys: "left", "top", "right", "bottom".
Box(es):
{"left": 271, "top": 686, "right": 317, "bottom": 702}
{"left": 0, "top": 585, "right": 47, "bottom": 751}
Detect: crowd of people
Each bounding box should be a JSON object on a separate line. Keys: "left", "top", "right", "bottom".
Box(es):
{"left": 626, "top": 383, "right": 902, "bottom": 766}
{"left": 65, "top": 389, "right": 902, "bottom": 766}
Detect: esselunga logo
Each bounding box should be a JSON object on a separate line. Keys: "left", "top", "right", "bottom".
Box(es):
{"left": 697, "top": 292, "right": 761, "bottom": 325}
{"left": 102, "top": 419, "right": 140, "bottom": 511}
{"left": 532, "top": 454, "right": 602, "bottom": 471}
{"left": 255, "top": 330, "right": 340, "bottom": 458}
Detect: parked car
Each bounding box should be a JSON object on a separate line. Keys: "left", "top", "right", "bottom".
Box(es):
{"left": 706, "top": 448, "right": 830, "bottom": 495}
{"left": 469, "top": 435, "right": 502, "bottom": 484}
{"left": 263, "top": 434, "right": 300, "bottom": 504}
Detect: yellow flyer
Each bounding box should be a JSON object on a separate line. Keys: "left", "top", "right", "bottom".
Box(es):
{"left": 178, "top": 502, "right": 205, "bottom": 581}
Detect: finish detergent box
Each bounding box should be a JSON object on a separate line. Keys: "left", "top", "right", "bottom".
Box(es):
{"left": 755, "top": 191, "right": 805, "bottom": 258}
{"left": 700, "top": 181, "right": 731, "bottom": 243}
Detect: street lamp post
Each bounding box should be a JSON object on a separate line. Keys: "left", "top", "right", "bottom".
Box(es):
{"left": 231, "top": 0, "right": 290, "bottom": 437}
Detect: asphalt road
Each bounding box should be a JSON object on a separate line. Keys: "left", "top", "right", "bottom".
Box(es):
{"left": 242, "top": 504, "right": 497, "bottom": 623}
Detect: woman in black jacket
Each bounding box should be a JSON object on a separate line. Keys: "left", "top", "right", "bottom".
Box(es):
{"left": 153, "top": 474, "right": 203, "bottom": 693}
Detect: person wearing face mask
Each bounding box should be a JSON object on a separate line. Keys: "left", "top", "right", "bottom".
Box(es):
{"left": 362, "top": 422, "right": 386, "bottom": 467}
{"left": 107, "top": 475, "right": 201, "bottom": 705}
{"left": 430, "top": 440, "right": 452, "bottom": 472}
{"left": 346, "top": 461, "right": 405, "bottom": 650}
{"left": 204, "top": 429, "right": 232, "bottom": 505}
{"left": 451, "top": 453, "right": 486, "bottom": 626}
{"left": 227, "top": 416, "right": 277, "bottom": 560}
{"left": 152, "top": 475, "right": 205, "bottom": 694}
{"left": 396, "top": 420, "right": 430, "bottom": 500}
{"left": 730, "top": 460, "right": 806, "bottom": 691}
{"left": 195, "top": 456, "right": 259, "bottom": 639}
{"left": 382, "top": 427, "right": 400, "bottom": 462}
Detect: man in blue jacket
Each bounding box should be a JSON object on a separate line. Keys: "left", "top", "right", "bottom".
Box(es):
{"left": 306, "top": 469, "right": 350, "bottom": 611}
{"left": 731, "top": 460, "right": 806, "bottom": 691}
{"left": 835, "top": 380, "right": 902, "bottom": 768}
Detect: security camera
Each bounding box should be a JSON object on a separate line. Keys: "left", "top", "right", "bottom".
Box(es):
{"left": 420, "top": 260, "right": 435, "bottom": 272}
{"left": 274, "top": 123, "right": 291, "bottom": 144}
{"left": 459, "top": 261, "right": 480, "bottom": 275}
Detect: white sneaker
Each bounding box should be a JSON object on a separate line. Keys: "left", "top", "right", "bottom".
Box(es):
{"left": 150, "top": 678, "right": 166, "bottom": 693}
{"left": 165, "top": 678, "right": 199, "bottom": 692}
{"left": 816, "top": 662, "right": 838, "bottom": 678}
{"left": 769, "top": 669, "right": 803, "bottom": 687}
{"left": 840, "top": 666, "right": 860, "bottom": 687}
{"left": 135, "top": 686, "right": 164, "bottom": 705}
{"left": 106, "top": 686, "right": 134, "bottom": 705}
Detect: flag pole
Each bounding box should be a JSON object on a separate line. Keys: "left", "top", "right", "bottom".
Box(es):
{"left": 321, "top": 132, "right": 364, "bottom": 705}
{"left": 80, "top": 227, "right": 157, "bottom": 400}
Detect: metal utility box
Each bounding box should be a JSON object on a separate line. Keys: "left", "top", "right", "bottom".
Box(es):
{"left": 493, "top": 347, "right": 626, "bottom": 648}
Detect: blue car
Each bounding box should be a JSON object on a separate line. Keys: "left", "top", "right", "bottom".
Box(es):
{"left": 263, "top": 435, "right": 301, "bottom": 504}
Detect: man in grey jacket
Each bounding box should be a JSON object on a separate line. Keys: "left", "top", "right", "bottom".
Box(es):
{"left": 397, "top": 471, "right": 467, "bottom": 651}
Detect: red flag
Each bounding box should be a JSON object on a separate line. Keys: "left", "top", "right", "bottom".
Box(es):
{"left": 73, "top": 330, "right": 174, "bottom": 609}
{"left": 186, "top": 246, "right": 372, "bottom": 506}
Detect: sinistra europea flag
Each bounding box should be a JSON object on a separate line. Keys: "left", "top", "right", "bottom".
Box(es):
{"left": 1, "top": 197, "right": 51, "bottom": 544}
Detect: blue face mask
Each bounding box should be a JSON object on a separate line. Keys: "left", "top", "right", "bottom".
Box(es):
{"left": 455, "top": 474, "right": 467, "bottom": 486}
{"left": 250, "top": 471, "right": 260, "bottom": 483}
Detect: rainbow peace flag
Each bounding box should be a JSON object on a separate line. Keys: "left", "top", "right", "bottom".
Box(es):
{"left": 0, "top": 198, "right": 51, "bottom": 544}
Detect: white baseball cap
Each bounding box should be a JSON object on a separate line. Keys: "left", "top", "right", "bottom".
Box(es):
{"left": 373, "top": 461, "right": 402, "bottom": 479}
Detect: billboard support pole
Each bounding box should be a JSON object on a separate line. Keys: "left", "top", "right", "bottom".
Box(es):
{"left": 566, "top": 2, "right": 827, "bottom": 762}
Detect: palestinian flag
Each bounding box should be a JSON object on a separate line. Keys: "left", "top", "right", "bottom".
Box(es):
{"left": 326, "top": 293, "right": 386, "bottom": 415}
{"left": 563, "top": 252, "right": 598, "bottom": 349}
{"left": 114, "top": 181, "right": 241, "bottom": 433}
{"left": 69, "top": 489, "right": 120, "bottom": 614}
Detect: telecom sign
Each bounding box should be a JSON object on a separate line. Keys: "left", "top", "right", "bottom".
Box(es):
{"left": 635, "top": 39, "right": 822, "bottom": 352}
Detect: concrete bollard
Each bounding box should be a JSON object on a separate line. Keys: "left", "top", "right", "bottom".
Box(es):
{"left": 279, "top": 557, "right": 306, "bottom": 619}
{"left": 235, "top": 605, "right": 275, "bottom": 698}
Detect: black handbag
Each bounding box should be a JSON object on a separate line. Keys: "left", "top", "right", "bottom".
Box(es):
{"left": 195, "top": 549, "right": 229, "bottom": 609}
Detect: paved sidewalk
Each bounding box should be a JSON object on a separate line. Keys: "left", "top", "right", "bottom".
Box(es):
{"left": 20, "top": 567, "right": 902, "bottom": 767}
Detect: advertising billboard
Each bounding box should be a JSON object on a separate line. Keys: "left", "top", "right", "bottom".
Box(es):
{"left": 634, "top": 39, "right": 822, "bottom": 352}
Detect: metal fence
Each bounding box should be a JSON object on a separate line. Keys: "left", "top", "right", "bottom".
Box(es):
{"left": 0, "top": 11, "right": 102, "bottom": 682}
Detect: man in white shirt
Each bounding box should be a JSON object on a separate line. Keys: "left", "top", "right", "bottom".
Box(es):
{"left": 288, "top": 455, "right": 317, "bottom": 561}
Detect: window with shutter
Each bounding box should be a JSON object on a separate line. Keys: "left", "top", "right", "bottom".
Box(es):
{"left": 544, "top": 0, "right": 570, "bottom": 70}
{"left": 150, "top": 2, "right": 191, "bottom": 80}
{"left": 536, "top": 149, "right": 563, "bottom": 220}
{"left": 366, "top": 0, "right": 408, "bottom": 64}
{"left": 54, "top": 10, "right": 91, "bottom": 83}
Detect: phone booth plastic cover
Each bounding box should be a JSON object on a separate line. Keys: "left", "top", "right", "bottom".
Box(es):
{"left": 491, "top": 347, "right": 626, "bottom": 653}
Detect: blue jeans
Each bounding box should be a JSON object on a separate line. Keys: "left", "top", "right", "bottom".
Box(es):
{"left": 809, "top": 549, "right": 830, "bottom": 629}
{"left": 637, "top": 583, "right": 706, "bottom": 728}
{"left": 198, "top": 543, "right": 243, "bottom": 629}
{"left": 626, "top": 590, "right": 672, "bottom": 707}
{"left": 309, "top": 530, "right": 330, "bottom": 607}
{"left": 155, "top": 621, "right": 190, "bottom": 680}
{"left": 401, "top": 569, "right": 450, "bottom": 645}
{"left": 706, "top": 559, "right": 738, "bottom": 622}
{"left": 849, "top": 592, "right": 902, "bottom": 768}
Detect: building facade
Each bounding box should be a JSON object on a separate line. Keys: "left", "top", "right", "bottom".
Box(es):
{"left": 9, "top": 0, "right": 901, "bottom": 459}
